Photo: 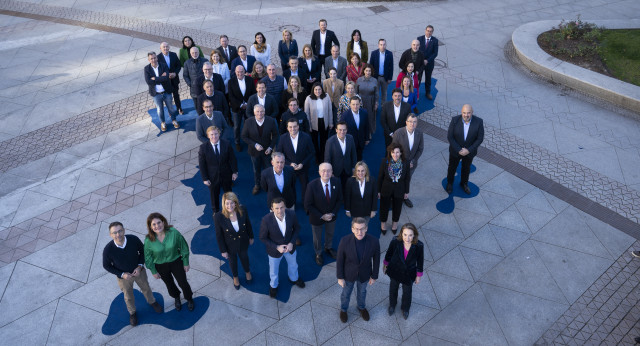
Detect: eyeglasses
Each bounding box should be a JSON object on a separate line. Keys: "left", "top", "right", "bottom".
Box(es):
{"left": 110, "top": 229, "right": 124, "bottom": 235}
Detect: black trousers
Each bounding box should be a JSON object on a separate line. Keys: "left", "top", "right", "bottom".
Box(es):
{"left": 447, "top": 152, "right": 474, "bottom": 185}
{"left": 155, "top": 257, "right": 193, "bottom": 300}
{"left": 227, "top": 249, "right": 250, "bottom": 277}
{"left": 356, "top": 146, "right": 364, "bottom": 162}
{"left": 191, "top": 97, "right": 199, "bottom": 113}
{"left": 389, "top": 277, "right": 413, "bottom": 312}
{"left": 293, "top": 170, "right": 308, "bottom": 203}
{"left": 419, "top": 62, "right": 435, "bottom": 96}
{"left": 171, "top": 81, "right": 182, "bottom": 112}
{"left": 338, "top": 171, "right": 350, "bottom": 191}
{"left": 311, "top": 118, "right": 328, "bottom": 162}
{"left": 209, "top": 179, "right": 233, "bottom": 213}
{"left": 380, "top": 193, "right": 403, "bottom": 222}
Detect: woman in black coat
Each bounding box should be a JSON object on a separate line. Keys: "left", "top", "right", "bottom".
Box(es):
{"left": 377, "top": 142, "right": 411, "bottom": 235}
{"left": 344, "top": 161, "right": 377, "bottom": 223}
{"left": 214, "top": 192, "right": 254, "bottom": 290}
{"left": 383, "top": 223, "right": 424, "bottom": 319}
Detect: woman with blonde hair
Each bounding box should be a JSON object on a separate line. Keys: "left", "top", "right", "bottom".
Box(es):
{"left": 281, "top": 75, "right": 307, "bottom": 111}
{"left": 278, "top": 29, "right": 298, "bottom": 71}
{"left": 209, "top": 50, "right": 230, "bottom": 93}
{"left": 344, "top": 161, "right": 377, "bottom": 223}
{"left": 337, "top": 81, "right": 361, "bottom": 121}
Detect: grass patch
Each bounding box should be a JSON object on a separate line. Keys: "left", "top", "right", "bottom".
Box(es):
{"left": 599, "top": 29, "right": 640, "bottom": 86}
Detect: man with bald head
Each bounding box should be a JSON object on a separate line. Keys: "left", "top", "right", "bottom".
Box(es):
{"left": 305, "top": 163, "right": 343, "bottom": 266}
{"left": 446, "top": 104, "right": 484, "bottom": 195}
{"left": 158, "top": 42, "right": 183, "bottom": 115}
{"left": 398, "top": 40, "right": 425, "bottom": 80}
{"left": 183, "top": 46, "right": 208, "bottom": 108}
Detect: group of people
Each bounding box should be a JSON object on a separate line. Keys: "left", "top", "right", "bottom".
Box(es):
{"left": 114, "top": 19, "right": 486, "bottom": 328}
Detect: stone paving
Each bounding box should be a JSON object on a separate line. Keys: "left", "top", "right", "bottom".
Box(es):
{"left": 0, "top": 0, "right": 639, "bottom": 345}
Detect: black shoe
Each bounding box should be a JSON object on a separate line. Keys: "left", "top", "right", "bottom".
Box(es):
{"left": 269, "top": 287, "right": 278, "bottom": 298}
{"left": 246, "top": 272, "right": 253, "bottom": 284}
{"left": 187, "top": 299, "right": 195, "bottom": 311}
{"left": 388, "top": 305, "right": 395, "bottom": 316}
{"left": 151, "top": 301, "right": 163, "bottom": 314}
{"left": 445, "top": 183, "right": 453, "bottom": 194}
{"left": 460, "top": 183, "right": 471, "bottom": 195}
{"left": 252, "top": 185, "right": 260, "bottom": 195}
{"left": 635, "top": 336, "right": 640, "bottom": 344}
{"left": 325, "top": 248, "right": 337, "bottom": 259}
{"left": 174, "top": 298, "right": 182, "bottom": 311}
{"left": 340, "top": 310, "right": 348, "bottom": 323}
{"left": 315, "top": 254, "right": 324, "bottom": 266}
{"left": 403, "top": 310, "right": 409, "bottom": 320}
{"left": 129, "top": 312, "right": 138, "bottom": 326}
{"left": 358, "top": 308, "right": 370, "bottom": 321}
{"left": 235, "top": 143, "right": 242, "bottom": 152}
{"left": 426, "top": 93, "right": 433, "bottom": 100}
{"left": 404, "top": 199, "right": 413, "bottom": 208}
{"left": 289, "top": 278, "right": 305, "bottom": 288}
{"left": 381, "top": 228, "right": 387, "bottom": 235}
{"left": 391, "top": 228, "right": 398, "bottom": 235}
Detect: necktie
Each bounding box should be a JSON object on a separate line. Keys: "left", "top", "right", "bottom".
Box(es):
{"left": 325, "top": 184, "right": 330, "bottom": 203}
{"left": 214, "top": 144, "right": 220, "bottom": 159}
{"left": 225, "top": 47, "right": 229, "bottom": 60}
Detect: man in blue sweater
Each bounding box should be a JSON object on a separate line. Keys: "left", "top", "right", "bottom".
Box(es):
{"left": 103, "top": 221, "right": 163, "bottom": 326}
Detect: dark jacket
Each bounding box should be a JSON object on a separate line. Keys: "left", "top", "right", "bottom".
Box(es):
{"left": 280, "top": 110, "right": 310, "bottom": 134}
{"left": 417, "top": 35, "right": 439, "bottom": 65}
{"left": 304, "top": 176, "right": 343, "bottom": 226}
{"left": 344, "top": 177, "right": 377, "bottom": 218}
{"left": 216, "top": 45, "right": 238, "bottom": 69}
{"left": 259, "top": 209, "right": 300, "bottom": 258}
{"left": 336, "top": 233, "right": 380, "bottom": 283}
{"left": 198, "top": 139, "right": 238, "bottom": 186}
{"left": 230, "top": 55, "right": 257, "bottom": 75}
{"left": 280, "top": 90, "right": 308, "bottom": 115}
{"left": 324, "top": 134, "right": 357, "bottom": 177}
{"left": 380, "top": 101, "right": 411, "bottom": 137}
{"left": 392, "top": 127, "right": 425, "bottom": 169}
{"left": 241, "top": 116, "right": 279, "bottom": 157}
{"left": 144, "top": 63, "right": 173, "bottom": 96}
{"left": 278, "top": 40, "right": 299, "bottom": 68}
{"left": 398, "top": 49, "right": 425, "bottom": 73}
{"left": 196, "top": 91, "right": 229, "bottom": 118}
{"left": 377, "top": 159, "right": 411, "bottom": 198}
{"left": 276, "top": 132, "right": 315, "bottom": 172}
{"left": 283, "top": 68, "right": 309, "bottom": 91}
{"left": 342, "top": 109, "right": 370, "bottom": 150}
{"left": 369, "top": 49, "right": 394, "bottom": 81}
{"left": 194, "top": 73, "right": 226, "bottom": 96}
{"left": 246, "top": 93, "right": 279, "bottom": 119}
{"left": 298, "top": 57, "right": 321, "bottom": 88}
{"left": 447, "top": 115, "right": 484, "bottom": 158}
{"left": 261, "top": 166, "right": 297, "bottom": 208}
{"left": 214, "top": 206, "right": 253, "bottom": 254}
{"left": 310, "top": 29, "right": 340, "bottom": 57}
{"left": 157, "top": 51, "right": 182, "bottom": 86}
{"left": 384, "top": 238, "right": 424, "bottom": 285}
{"left": 228, "top": 76, "right": 256, "bottom": 113}
{"left": 183, "top": 56, "right": 208, "bottom": 96}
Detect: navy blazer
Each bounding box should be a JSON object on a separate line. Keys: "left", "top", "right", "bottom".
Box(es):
{"left": 298, "top": 57, "right": 321, "bottom": 86}
{"left": 260, "top": 166, "right": 297, "bottom": 208}
{"left": 283, "top": 68, "right": 309, "bottom": 90}
{"left": 144, "top": 63, "right": 173, "bottom": 96}
{"left": 304, "top": 176, "right": 343, "bottom": 226}
{"left": 198, "top": 139, "right": 238, "bottom": 186}
{"left": 336, "top": 233, "right": 380, "bottom": 283}
{"left": 194, "top": 73, "right": 226, "bottom": 95}
{"left": 417, "top": 35, "right": 439, "bottom": 65}
{"left": 278, "top": 40, "right": 299, "bottom": 67}
{"left": 276, "top": 132, "right": 315, "bottom": 172}
{"left": 157, "top": 51, "right": 182, "bottom": 86}
{"left": 214, "top": 206, "right": 253, "bottom": 254}
{"left": 369, "top": 50, "right": 394, "bottom": 81}
{"left": 241, "top": 116, "right": 279, "bottom": 157}
{"left": 246, "top": 93, "right": 279, "bottom": 119}
{"left": 384, "top": 238, "right": 424, "bottom": 285}
{"left": 259, "top": 209, "right": 300, "bottom": 258}
{"left": 310, "top": 29, "right": 340, "bottom": 57}
{"left": 230, "top": 56, "right": 256, "bottom": 75}
{"left": 216, "top": 45, "right": 238, "bottom": 69}
{"left": 196, "top": 92, "right": 229, "bottom": 119}
{"left": 344, "top": 177, "right": 377, "bottom": 218}
{"left": 398, "top": 49, "right": 425, "bottom": 73}
{"left": 447, "top": 115, "right": 484, "bottom": 158}
{"left": 324, "top": 134, "right": 357, "bottom": 177}
{"left": 342, "top": 109, "right": 370, "bottom": 150}
{"left": 228, "top": 76, "right": 256, "bottom": 113}
{"left": 377, "top": 159, "right": 411, "bottom": 198}
{"left": 380, "top": 101, "right": 411, "bottom": 137}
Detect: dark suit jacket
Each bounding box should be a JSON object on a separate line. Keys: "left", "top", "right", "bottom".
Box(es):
{"left": 228, "top": 76, "right": 256, "bottom": 113}
{"left": 217, "top": 45, "right": 238, "bottom": 69}
{"left": 241, "top": 116, "right": 279, "bottom": 157}
{"left": 304, "top": 177, "right": 343, "bottom": 226}
{"left": 392, "top": 127, "right": 424, "bottom": 168}
{"left": 280, "top": 91, "right": 308, "bottom": 115}
{"left": 380, "top": 101, "right": 411, "bottom": 138}
{"left": 337, "top": 233, "right": 380, "bottom": 283}
{"left": 310, "top": 29, "right": 340, "bottom": 57}
{"left": 246, "top": 94, "right": 279, "bottom": 119}
{"left": 342, "top": 109, "right": 370, "bottom": 150}
{"left": 398, "top": 49, "right": 425, "bottom": 73}
{"left": 323, "top": 56, "right": 348, "bottom": 81}
{"left": 195, "top": 73, "right": 226, "bottom": 95}
{"left": 377, "top": 159, "right": 411, "bottom": 198}
{"left": 276, "top": 132, "right": 315, "bottom": 171}
{"left": 279, "top": 110, "right": 310, "bottom": 134}
{"left": 417, "top": 35, "right": 439, "bottom": 65}
{"left": 157, "top": 52, "right": 182, "bottom": 86}
{"left": 447, "top": 115, "right": 484, "bottom": 158}
{"left": 278, "top": 40, "right": 299, "bottom": 67}
{"left": 214, "top": 206, "right": 253, "bottom": 254}
{"left": 324, "top": 134, "right": 357, "bottom": 176}
{"left": 198, "top": 139, "right": 238, "bottom": 186}
{"left": 344, "top": 177, "right": 377, "bottom": 218}
{"left": 231, "top": 56, "right": 256, "bottom": 75}
{"left": 384, "top": 238, "right": 424, "bottom": 285}
{"left": 369, "top": 49, "right": 394, "bottom": 81}
{"left": 196, "top": 92, "right": 229, "bottom": 118}
{"left": 298, "top": 57, "right": 321, "bottom": 87}
{"left": 261, "top": 166, "right": 296, "bottom": 208}
{"left": 144, "top": 63, "right": 173, "bottom": 96}
{"left": 283, "top": 68, "right": 309, "bottom": 90}
{"left": 259, "top": 209, "right": 300, "bottom": 258}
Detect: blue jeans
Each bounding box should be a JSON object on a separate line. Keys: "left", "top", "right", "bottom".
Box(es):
{"left": 268, "top": 251, "right": 299, "bottom": 288}
{"left": 153, "top": 92, "right": 178, "bottom": 123}
{"left": 232, "top": 111, "right": 243, "bottom": 144}
{"left": 341, "top": 280, "right": 367, "bottom": 311}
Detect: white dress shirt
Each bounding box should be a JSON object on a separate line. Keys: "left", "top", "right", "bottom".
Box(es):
{"left": 275, "top": 214, "right": 287, "bottom": 237}
{"left": 320, "top": 31, "right": 327, "bottom": 55}
{"left": 151, "top": 65, "right": 165, "bottom": 93}
{"left": 358, "top": 179, "right": 366, "bottom": 197}
{"left": 290, "top": 134, "right": 299, "bottom": 153}
{"left": 407, "top": 129, "right": 415, "bottom": 151}
{"left": 338, "top": 137, "right": 346, "bottom": 155}
{"left": 463, "top": 118, "right": 471, "bottom": 141}
{"left": 274, "top": 169, "right": 284, "bottom": 192}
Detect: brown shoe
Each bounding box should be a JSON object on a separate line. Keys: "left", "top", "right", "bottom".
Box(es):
{"left": 252, "top": 185, "right": 260, "bottom": 195}
{"left": 129, "top": 312, "right": 138, "bottom": 326}
{"left": 340, "top": 310, "right": 348, "bottom": 323}
{"left": 426, "top": 93, "right": 433, "bottom": 100}
{"left": 173, "top": 120, "right": 180, "bottom": 129}
{"left": 358, "top": 308, "right": 370, "bottom": 321}
{"left": 151, "top": 301, "right": 163, "bottom": 313}
{"left": 161, "top": 122, "right": 167, "bottom": 131}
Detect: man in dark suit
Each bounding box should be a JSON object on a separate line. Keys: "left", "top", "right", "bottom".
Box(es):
{"left": 196, "top": 99, "right": 229, "bottom": 143}
{"left": 228, "top": 65, "right": 256, "bottom": 151}
{"left": 305, "top": 163, "right": 343, "bottom": 266}
{"left": 324, "top": 121, "right": 357, "bottom": 189}
{"left": 246, "top": 81, "right": 279, "bottom": 119}
{"left": 380, "top": 88, "right": 412, "bottom": 150}
{"left": 242, "top": 104, "right": 279, "bottom": 195}
{"left": 417, "top": 25, "right": 438, "bottom": 100}
{"left": 398, "top": 40, "right": 425, "bottom": 79}
{"left": 158, "top": 42, "right": 183, "bottom": 115}
{"left": 392, "top": 113, "right": 424, "bottom": 208}
{"left": 336, "top": 217, "right": 380, "bottom": 323}
{"left": 324, "top": 45, "right": 347, "bottom": 82}
{"left": 230, "top": 45, "right": 256, "bottom": 77}
{"left": 369, "top": 39, "right": 394, "bottom": 104}
{"left": 195, "top": 62, "right": 226, "bottom": 96}
{"left": 261, "top": 152, "right": 296, "bottom": 209}
{"left": 198, "top": 126, "right": 238, "bottom": 213}
{"left": 183, "top": 47, "right": 208, "bottom": 109}
{"left": 144, "top": 52, "right": 178, "bottom": 132}
{"left": 276, "top": 118, "right": 315, "bottom": 203}
{"left": 446, "top": 104, "right": 484, "bottom": 195}
{"left": 341, "top": 96, "right": 370, "bottom": 162}
{"left": 283, "top": 57, "right": 308, "bottom": 91}
{"left": 310, "top": 19, "right": 340, "bottom": 70}
{"left": 259, "top": 198, "right": 305, "bottom": 298}
{"left": 217, "top": 35, "right": 238, "bottom": 69}
{"left": 196, "top": 80, "right": 229, "bottom": 121}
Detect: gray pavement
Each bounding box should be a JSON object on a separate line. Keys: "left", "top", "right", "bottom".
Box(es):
{"left": 0, "top": 0, "right": 639, "bottom": 345}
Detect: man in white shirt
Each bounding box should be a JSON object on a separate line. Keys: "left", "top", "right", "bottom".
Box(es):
{"left": 324, "top": 121, "right": 357, "bottom": 189}
{"left": 144, "top": 52, "right": 179, "bottom": 132}
{"left": 311, "top": 19, "right": 340, "bottom": 71}
{"left": 392, "top": 113, "right": 424, "bottom": 208}
{"left": 324, "top": 45, "right": 347, "bottom": 82}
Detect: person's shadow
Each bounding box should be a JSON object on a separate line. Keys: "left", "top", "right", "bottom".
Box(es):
{"left": 436, "top": 164, "right": 479, "bottom": 214}
{"left": 147, "top": 99, "right": 198, "bottom": 137}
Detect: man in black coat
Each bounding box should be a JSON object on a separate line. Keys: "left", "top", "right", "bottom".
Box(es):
{"left": 417, "top": 25, "right": 439, "bottom": 100}
{"left": 259, "top": 198, "right": 305, "bottom": 298}
{"left": 341, "top": 96, "right": 370, "bottom": 162}
{"left": 446, "top": 104, "right": 484, "bottom": 195}
{"left": 103, "top": 221, "right": 163, "bottom": 326}
{"left": 198, "top": 126, "right": 238, "bottom": 213}
{"left": 398, "top": 40, "right": 425, "bottom": 77}
{"left": 196, "top": 80, "right": 229, "bottom": 120}
{"left": 276, "top": 118, "right": 315, "bottom": 203}
{"left": 336, "top": 217, "right": 380, "bottom": 323}
{"left": 324, "top": 121, "right": 357, "bottom": 189}
{"left": 310, "top": 19, "right": 340, "bottom": 71}
{"left": 242, "top": 104, "right": 279, "bottom": 194}
{"left": 194, "top": 62, "right": 226, "bottom": 96}
{"left": 246, "top": 81, "right": 279, "bottom": 119}
{"left": 380, "top": 89, "right": 411, "bottom": 150}
{"left": 216, "top": 35, "right": 238, "bottom": 69}
{"left": 261, "top": 152, "right": 296, "bottom": 209}
{"left": 228, "top": 66, "right": 256, "bottom": 151}
{"left": 158, "top": 42, "right": 183, "bottom": 114}
{"left": 144, "top": 52, "right": 178, "bottom": 131}
{"left": 305, "top": 163, "right": 342, "bottom": 266}
{"left": 392, "top": 113, "right": 424, "bottom": 208}
{"left": 283, "top": 57, "right": 308, "bottom": 90}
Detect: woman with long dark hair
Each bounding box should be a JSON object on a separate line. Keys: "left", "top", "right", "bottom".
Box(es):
{"left": 179, "top": 35, "right": 204, "bottom": 66}
{"left": 377, "top": 143, "right": 411, "bottom": 235}
{"left": 304, "top": 82, "right": 333, "bottom": 162}
{"left": 250, "top": 32, "right": 271, "bottom": 67}
{"left": 346, "top": 29, "right": 368, "bottom": 64}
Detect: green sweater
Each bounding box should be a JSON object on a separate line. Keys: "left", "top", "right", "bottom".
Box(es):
{"left": 144, "top": 227, "right": 190, "bottom": 274}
